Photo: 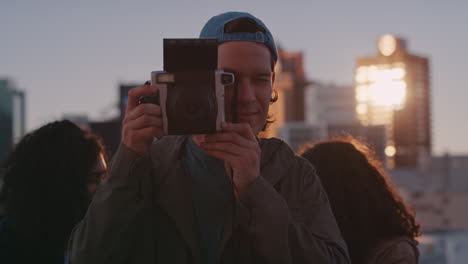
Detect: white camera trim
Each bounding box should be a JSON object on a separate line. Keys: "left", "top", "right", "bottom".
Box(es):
{"left": 151, "top": 71, "right": 169, "bottom": 135}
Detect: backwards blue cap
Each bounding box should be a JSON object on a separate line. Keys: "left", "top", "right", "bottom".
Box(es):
{"left": 199, "top": 11, "right": 278, "bottom": 63}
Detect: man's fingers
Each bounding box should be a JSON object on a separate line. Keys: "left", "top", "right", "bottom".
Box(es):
{"left": 201, "top": 148, "right": 240, "bottom": 164}
{"left": 124, "top": 104, "right": 162, "bottom": 122}
{"left": 127, "top": 115, "right": 163, "bottom": 130}
{"left": 204, "top": 132, "right": 255, "bottom": 149}
{"left": 122, "top": 83, "right": 165, "bottom": 155}
{"left": 133, "top": 126, "right": 163, "bottom": 140}
{"left": 221, "top": 122, "right": 256, "bottom": 141}
{"left": 200, "top": 141, "right": 244, "bottom": 157}
{"left": 126, "top": 83, "right": 162, "bottom": 112}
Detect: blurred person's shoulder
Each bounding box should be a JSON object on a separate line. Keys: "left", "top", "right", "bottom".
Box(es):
{"left": 367, "top": 236, "right": 419, "bottom": 264}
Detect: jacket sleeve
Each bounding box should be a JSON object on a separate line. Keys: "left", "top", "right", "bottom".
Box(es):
{"left": 68, "top": 144, "right": 155, "bottom": 264}
{"left": 239, "top": 157, "right": 351, "bottom": 264}
{"left": 373, "top": 240, "right": 419, "bottom": 264}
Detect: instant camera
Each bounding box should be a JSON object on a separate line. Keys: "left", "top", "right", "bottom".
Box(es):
{"left": 142, "top": 38, "right": 235, "bottom": 135}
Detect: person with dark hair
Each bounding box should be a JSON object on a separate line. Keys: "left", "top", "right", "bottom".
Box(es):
{"left": 69, "top": 12, "right": 350, "bottom": 264}
{"left": 0, "top": 120, "right": 108, "bottom": 264}
{"left": 300, "top": 138, "right": 421, "bottom": 264}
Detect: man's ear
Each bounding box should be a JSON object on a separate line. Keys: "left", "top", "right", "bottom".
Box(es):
{"left": 271, "top": 71, "right": 276, "bottom": 86}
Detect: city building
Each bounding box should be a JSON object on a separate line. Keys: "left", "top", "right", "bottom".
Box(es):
{"left": 355, "top": 35, "right": 432, "bottom": 168}
{"left": 65, "top": 114, "right": 121, "bottom": 157}
{"left": 305, "top": 82, "right": 388, "bottom": 162}
{"left": 119, "top": 84, "right": 135, "bottom": 120}
{"left": 89, "top": 119, "right": 121, "bottom": 156}
{"left": 0, "top": 79, "right": 26, "bottom": 162}
{"left": 388, "top": 155, "right": 468, "bottom": 264}
{"left": 391, "top": 154, "right": 468, "bottom": 193}
{"left": 306, "top": 83, "right": 358, "bottom": 127}
{"left": 429, "top": 154, "right": 468, "bottom": 192}
{"left": 419, "top": 230, "right": 468, "bottom": 264}
{"left": 69, "top": 83, "right": 140, "bottom": 157}
{"left": 407, "top": 191, "right": 468, "bottom": 231}
{"left": 277, "top": 47, "right": 307, "bottom": 122}
{"left": 278, "top": 122, "right": 324, "bottom": 152}
{"left": 79, "top": 83, "right": 140, "bottom": 157}
{"left": 263, "top": 47, "right": 307, "bottom": 138}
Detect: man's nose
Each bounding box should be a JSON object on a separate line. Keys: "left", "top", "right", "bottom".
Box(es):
{"left": 236, "top": 79, "right": 255, "bottom": 103}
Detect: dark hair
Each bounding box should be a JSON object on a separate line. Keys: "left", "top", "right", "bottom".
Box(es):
{"left": 300, "top": 137, "right": 420, "bottom": 264}
{"left": 0, "top": 120, "right": 106, "bottom": 252}
{"left": 224, "top": 17, "right": 278, "bottom": 131}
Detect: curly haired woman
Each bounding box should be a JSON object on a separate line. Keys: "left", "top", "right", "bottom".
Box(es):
{"left": 0, "top": 120, "right": 108, "bottom": 263}
{"left": 301, "top": 138, "right": 420, "bottom": 264}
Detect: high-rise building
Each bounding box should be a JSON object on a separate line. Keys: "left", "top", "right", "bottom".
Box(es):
{"left": 0, "top": 79, "right": 26, "bottom": 162}
{"left": 90, "top": 119, "right": 121, "bottom": 156}
{"left": 355, "top": 35, "right": 431, "bottom": 168}
{"left": 119, "top": 84, "right": 135, "bottom": 120}
{"left": 82, "top": 83, "right": 138, "bottom": 157}
{"left": 305, "top": 82, "right": 388, "bottom": 163}
{"left": 63, "top": 114, "right": 121, "bottom": 158}
{"left": 263, "top": 47, "right": 307, "bottom": 138}
{"left": 278, "top": 122, "right": 324, "bottom": 152}
{"left": 277, "top": 48, "right": 307, "bottom": 122}
{"left": 306, "top": 83, "right": 358, "bottom": 127}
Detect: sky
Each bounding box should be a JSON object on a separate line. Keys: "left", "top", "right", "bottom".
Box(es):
{"left": 1, "top": 0, "right": 467, "bottom": 155}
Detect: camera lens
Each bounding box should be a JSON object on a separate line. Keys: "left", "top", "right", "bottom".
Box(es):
{"left": 165, "top": 71, "right": 218, "bottom": 135}
{"left": 166, "top": 83, "right": 217, "bottom": 134}
{"left": 187, "top": 103, "right": 201, "bottom": 115}
{"left": 181, "top": 97, "right": 209, "bottom": 120}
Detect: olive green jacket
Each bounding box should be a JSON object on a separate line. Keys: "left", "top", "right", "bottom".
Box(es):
{"left": 69, "top": 136, "right": 350, "bottom": 263}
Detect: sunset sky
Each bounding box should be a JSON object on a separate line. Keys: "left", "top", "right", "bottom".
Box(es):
{"left": 1, "top": 0, "right": 467, "bottom": 155}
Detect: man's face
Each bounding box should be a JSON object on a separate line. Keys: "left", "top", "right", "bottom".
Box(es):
{"left": 218, "top": 41, "right": 275, "bottom": 135}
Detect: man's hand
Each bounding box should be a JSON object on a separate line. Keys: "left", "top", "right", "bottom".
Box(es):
{"left": 200, "top": 122, "right": 261, "bottom": 198}
{"left": 122, "top": 83, "right": 163, "bottom": 156}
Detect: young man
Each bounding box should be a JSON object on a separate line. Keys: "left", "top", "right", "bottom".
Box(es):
{"left": 69, "top": 12, "right": 350, "bottom": 264}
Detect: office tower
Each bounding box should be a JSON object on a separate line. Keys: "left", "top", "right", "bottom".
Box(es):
{"left": 0, "top": 79, "right": 26, "bottom": 162}
{"left": 355, "top": 35, "right": 431, "bottom": 168}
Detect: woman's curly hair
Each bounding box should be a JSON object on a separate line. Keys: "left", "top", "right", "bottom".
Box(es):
{"left": 0, "top": 120, "right": 106, "bottom": 251}
{"left": 300, "top": 137, "right": 420, "bottom": 264}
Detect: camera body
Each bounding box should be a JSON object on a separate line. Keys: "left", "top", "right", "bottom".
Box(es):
{"left": 152, "top": 69, "right": 234, "bottom": 135}
{"left": 150, "top": 38, "right": 234, "bottom": 135}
